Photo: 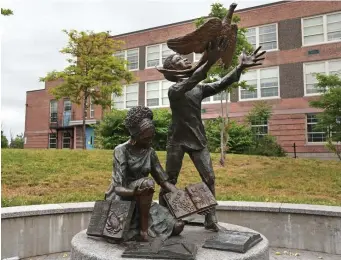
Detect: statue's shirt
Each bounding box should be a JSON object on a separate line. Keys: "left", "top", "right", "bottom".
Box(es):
{"left": 167, "top": 67, "right": 240, "bottom": 151}
{"left": 168, "top": 84, "right": 208, "bottom": 150}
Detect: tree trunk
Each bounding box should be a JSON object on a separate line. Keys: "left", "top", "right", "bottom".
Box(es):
{"left": 225, "top": 91, "right": 229, "bottom": 162}
{"left": 219, "top": 93, "right": 225, "bottom": 167}
{"left": 82, "top": 95, "right": 88, "bottom": 150}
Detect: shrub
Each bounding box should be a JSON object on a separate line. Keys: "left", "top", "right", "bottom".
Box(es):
{"left": 95, "top": 109, "right": 129, "bottom": 150}
{"left": 226, "top": 120, "right": 254, "bottom": 154}
{"left": 95, "top": 108, "right": 171, "bottom": 151}
{"left": 248, "top": 135, "right": 286, "bottom": 157}
{"left": 204, "top": 118, "right": 222, "bottom": 152}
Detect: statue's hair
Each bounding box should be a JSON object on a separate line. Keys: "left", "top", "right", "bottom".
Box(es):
{"left": 125, "top": 106, "right": 153, "bottom": 129}
{"left": 163, "top": 54, "right": 177, "bottom": 70}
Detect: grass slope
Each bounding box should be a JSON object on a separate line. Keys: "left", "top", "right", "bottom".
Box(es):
{"left": 1, "top": 149, "right": 341, "bottom": 207}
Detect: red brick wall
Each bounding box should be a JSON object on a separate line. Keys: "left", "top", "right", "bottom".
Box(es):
{"left": 24, "top": 80, "right": 103, "bottom": 149}
{"left": 112, "top": 1, "right": 341, "bottom": 48}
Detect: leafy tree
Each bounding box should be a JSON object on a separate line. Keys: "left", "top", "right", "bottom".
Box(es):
{"left": 95, "top": 108, "right": 171, "bottom": 150}
{"left": 151, "top": 108, "right": 172, "bottom": 151}
{"left": 195, "top": 3, "right": 254, "bottom": 166}
{"left": 1, "top": 8, "right": 13, "bottom": 16}
{"left": 309, "top": 74, "right": 341, "bottom": 160}
{"left": 10, "top": 133, "right": 24, "bottom": 149}
{"left": 226, "top": 120, "right": 254, "bottom": 154}
{"left": 1, "top": 130, "right": 9, "bottom": 148}
{"left": 95, "top": 109, "right": 129, "bottom": 150}
{"left": 40, "top": 30, "right": 134, "bottom": 149}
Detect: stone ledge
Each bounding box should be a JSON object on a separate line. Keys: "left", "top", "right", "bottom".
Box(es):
{"left": 217, "top": 201, "right": 282, "bottom": 212}
{"left": 279, "top": 203, "right": 341, "bottom": 217}
{"left": 2, "top": 201, "right": 341, "bottom": 219}
{"left": 1, "top": 202, "right": 95, "bottom": 219}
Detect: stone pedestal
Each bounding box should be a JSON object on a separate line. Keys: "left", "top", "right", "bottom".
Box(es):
{"left": 71, "top": 223, "right": 269, "bottom": 260}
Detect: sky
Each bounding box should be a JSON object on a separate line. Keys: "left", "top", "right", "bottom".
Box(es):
{"left": 0, "top": 0, "right": 281, "bottom": 140}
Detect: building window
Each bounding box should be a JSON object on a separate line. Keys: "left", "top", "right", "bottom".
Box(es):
{"left": 112, "top": 83, "right": 139, "bottom": 109}
{"left": 50, "top": 100, "right": 58, "bottom": 123}
{"left": 146, "top": 43, "right": 175, "bottom": 68}
{"left": 250, "top": 118, "right": 268, "bottom": 137}
{"left": 145, "top": 80, "right": 173, "bottom": 107}
{"left": 114, "top": 48, "right": 139, "bottom": 71}
{"left": 64, "top": 99, "right": 71, "bottom": 112}
{"left": 302, "top": 12, "right": 341, "bottom": 46}
{"left": 62, "top": 132, "right": 71, "bottom": 149}
{"left": 90, "top": 97, "right": 94, "bottom": 118}
{"left": 239, "top": 67, "right": 279, "bottom": 101}
{"left": 307, "top": 114, "right": 328, "bottom": 143}
{"left": 246, "top": 24, "right": 278, "bottom": 51}
{"left": 304, "top": 59, "right": 341, "bottom": 95}
{"left": 202, "top": 92, "right": 230, "bottom": 103}
{"left": 49, "top": 133, "right": 57, "bottom": 148}
{"left": 193, "top": 53, "right": 203, "bottom": 62}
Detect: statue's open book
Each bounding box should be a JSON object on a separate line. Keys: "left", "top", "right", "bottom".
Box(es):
{"left": 163, "top": 182, "right": 217, "bottom": 219}
{"left": 86, "top": 200, "right": 135, "bottom": 240}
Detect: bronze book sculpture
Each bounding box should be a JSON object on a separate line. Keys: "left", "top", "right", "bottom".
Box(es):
{"left": 163, "top": 182, "right": 217, "bottom": 219}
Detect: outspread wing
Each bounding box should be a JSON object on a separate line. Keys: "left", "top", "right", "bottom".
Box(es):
{"left": 220, "top": 26, "right": 238, "bottom": 68}
{"left": 167, "top": 18, "right": 222, "bottom": 55}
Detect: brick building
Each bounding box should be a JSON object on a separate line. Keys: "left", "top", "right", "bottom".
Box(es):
{"left": 24, "top": 0, "right": 341, "bottom": 157}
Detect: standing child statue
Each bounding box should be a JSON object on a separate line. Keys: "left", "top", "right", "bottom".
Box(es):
{"left": 105, "top": 106, "right": 185, "bottom": 242}
{"left": 157, "top": 5, "right": 266, "bottom": 230}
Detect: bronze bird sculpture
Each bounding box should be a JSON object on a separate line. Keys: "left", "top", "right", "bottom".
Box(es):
{"left": 167, "top": 2, "right": 238, "bottom": 69}
{"left": 157, "top": 3, "right": 239, "bottom": 81}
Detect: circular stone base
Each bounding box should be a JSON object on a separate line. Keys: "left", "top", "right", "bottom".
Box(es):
{"left": 71, "top": 223, "right": 269, "bottom": 260}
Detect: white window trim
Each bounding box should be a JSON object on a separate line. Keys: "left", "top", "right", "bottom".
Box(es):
{"left": 90, "top": 97, "right": 94, "bottom": 118}
{"left": 50, "top": 100, "right": 58, "bottom": 123}
{"left": 238, "top": 66, "right": 280, "bottom": 102}
{"left": 306, "top": 113, "right": 329, "bottom": 145}
{"left": 301, "top": 11, "right": 341, "bottom": 47}
{"left": 145, "top": 43, "right": 174, "bottom": 69}
{"left": 247, "top": 23, "right": 279, "bottom": 52}
{"left": 202, "top": 92, "right": 231, "bottom": 104}
{"left": 48, "top": 133, "right": 57, "bottom": 149}
{"left": 145, "top": 80, "right": 171, "bottom": 108}
{"left": 251, "top": 119, "right": 269, "bottom": 137}
{"left": 62, "top": 132, "right": 71, "bottom": 149}
{"left": 193, "top": 52, "right": 203, "bottom": 62}
{"left": 114, "top": 48, "right": 139, "bottom": 71}
{"left": 303, "top": 59, "right": 341, "bottom": 97}
{"left": 112, "top": 83, "right": 139, "bottom": 110}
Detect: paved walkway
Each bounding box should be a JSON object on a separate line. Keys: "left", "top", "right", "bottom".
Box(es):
{"left": 23, "top": 248, "right": 340, "bottom": 260}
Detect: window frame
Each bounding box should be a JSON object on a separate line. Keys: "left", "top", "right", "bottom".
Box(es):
{"left": 145, "top": 43, "right": 175, "bottom": 69}
{"left": 50, "top": 100, "right": 58, "bottom": 123}
{"left": 112, "top": 83, "right": 139, "bottom": 110}
{"left": 306, "top": 113, "right": 330, "bottom": 144}
{"left": 89, "top": 96, "right": 94, "bottom": 118}
{"left": 193, "top": 52, "right": 203, "bottom": 62}
{"left": 202, "top": 91, "right": 231, "bottom": 104}
{"left": 62, "top": 131, "right": 71, "bottom": 149}
{"left": 301, "top": 11, "right": 341, "bottom": 47}
{"left": 238, "top": 66, "right": 280, "bottom": 101}
{"left": 246, "top": 23, "right": 279, "bottom": 52}
{"left": 114, "top": 48, "right": 139, "bottom": 71}
{"left": 250, "top": 118, "right": 269, "bottom": 138}
{"left": 48, "top": 133, "right": 57, "bottom": 149}
{"left": 145, "top": 80, "right": 173, "bottom": 108}
{"left": 303, "top": 59, "right": 341, "bottom": 96}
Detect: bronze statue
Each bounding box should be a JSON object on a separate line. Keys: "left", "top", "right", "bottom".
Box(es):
{"left": 157, "top": 3, "right": 239, "bottom": 82}
{"left": 168, "top": 3, "right": 238, "bottom": 69}
{"left": 157, "top": 22, "right": 266, "bottom": 231}
{"left": 104, "top": 106, "right": 185, "bottom": 242}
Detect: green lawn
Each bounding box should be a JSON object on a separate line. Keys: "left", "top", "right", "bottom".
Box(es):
{"left": 1, "top": 149, "right": 341, "bottom": 207}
